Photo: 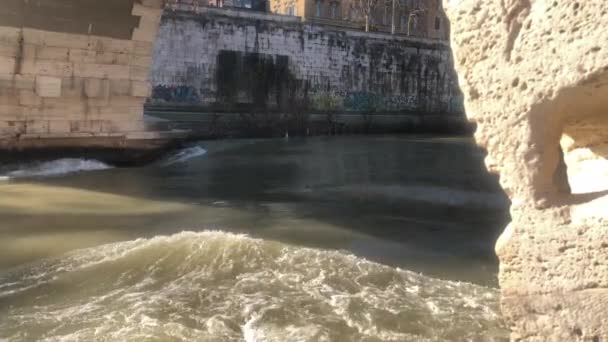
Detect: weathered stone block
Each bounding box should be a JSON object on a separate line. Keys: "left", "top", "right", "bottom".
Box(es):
{"left": 0, "top": 120, "right": 14, "bottom": 136}
{"left": 70, "top": 120, "right": 103, "bottom": 133}
{"left": 130, "top": 66, "right": 150, "bottom": 81}
{"left": 23, "top": 61, "right": 74, "bottom": 78}
{"left": 25, "top": 120, "right": 50, "bottom": 134}
{"left": 35, "top": 76, "right": 62, "bottom": 98}
{"left": 130, "top": 54, "right": 153, "bottom": 68}
{"left": 0, "top": 26, "right": 21, "bottom": 45}
{"left": 30, "top": 102, "right": 85, "bottom": 118}
{"left": 61, "top": 77, "right": 85, "bottom": 98}
{"left": 35, "top": 46, "right": 70, "bottom": 62}
{"left": 110, "top": 79, "right": 132, "bottom": 96}
{"left": 0, "top": 56, "right": 16, "bottom": 74}
{"left": 19, "top": 89, "right": 42, "bottom": 106}
{"left": 0, "top": 41, "right": 19, "bottom": 58}
{"left": 7, "top": 121, "right": 27, "bottom": 134}
{"left": 48, "top": 120, "right": 71, "bottom": 134}
{"left": 73, "top": 63, "right": 130, "bottom": 79}
{"left": 0, "top": 89, "right": 18, "bottom": 107}
{"left": 0, "top": 105, "right": 28, "bottom": 118}
{"left": 132, "top": 27, "right": 158, "bottom": 43}
{"left": 90, "top": 37, "right": 134, "bottom": 55}
{"left": 84, "top": 78, "right": 110, "bottom": 99}
{"left": 133, "top": 41, "right": 155, "bottom": 56}
{"left": 132, "top": 4, "right": 164, "bottom": 20}
{"left": 22, "top": 29, "right": 90, "bottom": 50}
{"left": 130, "top": 81, "right": 151, "bottom": 97}
{"left": 68, "top": 49, "right": 97, "bottom": 64}
{"left": 96, "top": 52, "right": 130, "bottom": 65}
{"left": 87, "top": 97, "right": 110, "bottom": 107}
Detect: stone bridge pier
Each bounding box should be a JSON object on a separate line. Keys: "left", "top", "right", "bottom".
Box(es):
{"left": 446, "top": 0, "right": 608, "bottom": 340}
{"left": 0, "top": 0, "right": 166, "bottom": 149}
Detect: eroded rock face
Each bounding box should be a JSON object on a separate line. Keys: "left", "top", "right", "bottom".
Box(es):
{"left": 444, "top": 0, "right": 608, "bottom": 340}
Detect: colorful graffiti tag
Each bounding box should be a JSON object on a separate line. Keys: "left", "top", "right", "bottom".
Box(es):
{"left": 152, "top": 85, "right": 201, "bottom": 104}
{"left": 310, "top": 94, "right": 341, "bottom": 111}
{"left": 342, "top": 92, "right": 417, "bottom": 112}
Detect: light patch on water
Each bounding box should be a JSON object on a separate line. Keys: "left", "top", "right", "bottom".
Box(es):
{"left": 1, "top": 158, "right": 111, "bottom": 180}
{"left": 0, "top": 183, "right": 191, "bottom": 215}
{"left": 0, "top": 231, "right": 508, "bottom": 341}
{"left": 161, "top": 146, "right": 207, "bottom": 166}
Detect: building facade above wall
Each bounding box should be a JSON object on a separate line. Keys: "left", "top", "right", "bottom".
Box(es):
{"left": 268, "top": 0, "right": 448, "bottom": 40}
{"left": 168, "top": 0, "right": 447, "bottom": 40}
{"left": 169, "top": 0, "right": 270, "bottom": 12}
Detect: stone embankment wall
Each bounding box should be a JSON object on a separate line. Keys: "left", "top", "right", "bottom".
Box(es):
{"left": 445, "top": 0, "right": 608, "bottom": 340}
{"left": 0, "top": 0, "right": 164, "bottom": 142}
{"left": 150, "top": 7, "right": 467, "bottom": 135}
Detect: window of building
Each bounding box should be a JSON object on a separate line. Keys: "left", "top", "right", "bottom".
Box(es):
{"left": 315, "top": 0, "right": 323, "bottom": 17}
{"left": 330, "top": 2, "right": 338, "bottom": 18}
{"left": 383, "top": 5, "right": 390, "bottom": 25}
{"left": 400, "top": 14, "right": 407, "bottom": 31}
{"left": 435, "top": 16, "right": 441, "bottom": 30}
{"left": 287, "top": 5, "right": 295, "bottom": 15}
{"left": 410, "top": 14, "right": 418, "bottom": 32}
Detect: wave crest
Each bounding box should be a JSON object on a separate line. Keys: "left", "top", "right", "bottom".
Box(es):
{"left": 0, "top": 231, "right": 507, "bottom": 341}
{"left": 161, "top": 146, "right": 207, "bottom": 165}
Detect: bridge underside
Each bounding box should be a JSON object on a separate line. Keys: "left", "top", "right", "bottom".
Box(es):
{"left": 0, "top": 0, "right": 164, "bottom": 144}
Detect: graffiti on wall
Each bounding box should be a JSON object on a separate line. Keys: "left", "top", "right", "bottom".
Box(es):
{"left": 152, "top": 85, "right": 201, "bottom": 104}
{"left": 308, "top": 91, "right": 419, "bottom": 112}
{"left": 342, "top": 92, "right": 417, "bottom": 112}
{"left": 310, "top": 94, "right": 342, "bottom": 111}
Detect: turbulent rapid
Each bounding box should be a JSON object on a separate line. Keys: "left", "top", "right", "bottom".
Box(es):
{"left": 0, "top": 146, "right": 208, "bottom": 181}
{"left": 0, "top": 158, "right": 112, "bottom": 180}
{"left": 0, "top": 232, "right": 507, "bottom": 341}
{"left": 160, "top": 146, "right": 208, "bottom": 166}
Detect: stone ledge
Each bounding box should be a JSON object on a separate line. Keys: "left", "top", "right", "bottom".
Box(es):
{"left": 0, "top": 130, "right": 192, "bottom": 166}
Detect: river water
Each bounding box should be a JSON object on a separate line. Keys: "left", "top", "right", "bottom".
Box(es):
{"left": 0, "top": 135, "right": 510, "bottom": 341}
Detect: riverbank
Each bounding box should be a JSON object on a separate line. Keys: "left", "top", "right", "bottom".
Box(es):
{"left": 146, "top": 106, "right": 476, "bottom": 139}
{"left": 0, "top": 109, "right": 475, "bottom": 166}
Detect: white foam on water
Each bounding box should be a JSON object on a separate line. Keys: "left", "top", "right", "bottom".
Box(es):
{"left": 0, "top": 231, "right": 508, "bottom": 341}
{"left": 1, "top": 158, "right": 111, "bottom": 180}
{"left": 161, "top": 146, "right": 207, "bottom": 166}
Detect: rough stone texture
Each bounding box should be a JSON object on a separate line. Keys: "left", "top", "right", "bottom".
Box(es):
{"left": 151, "top": 7, "right": 464, "bottom": 117}
{"left": 444, "top": 0, "right": 608, "bottom": 340}
{"left": 0, "top": 0, "right": 165, "bottom": 139}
